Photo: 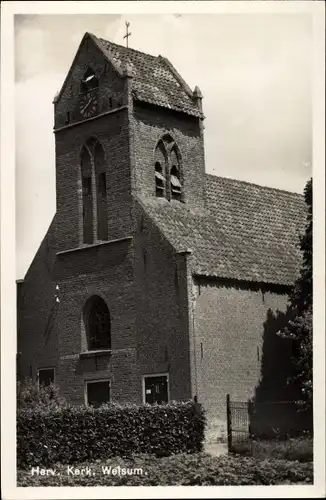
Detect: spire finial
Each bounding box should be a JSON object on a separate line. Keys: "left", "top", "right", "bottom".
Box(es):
{"left": 123, "top": 21, "right": 132, "bottom": 48}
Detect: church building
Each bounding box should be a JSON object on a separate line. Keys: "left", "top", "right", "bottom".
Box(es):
{"left": 16, "top": 32, "right": 306, "bottom": 441}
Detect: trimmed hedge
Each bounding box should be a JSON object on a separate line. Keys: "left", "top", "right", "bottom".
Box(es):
{"left": 17, "top": 401, "right": 206, "bottom": 469}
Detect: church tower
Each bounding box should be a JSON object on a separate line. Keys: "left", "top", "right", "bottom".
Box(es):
{"left": 37, "top": 31, "right": 207, "bottom": 406}
{"left": 53, "top": 32, "right": 206, "bottom": 254}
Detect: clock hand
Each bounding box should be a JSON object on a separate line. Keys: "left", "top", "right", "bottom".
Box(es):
{"left": 81, "top": 99, "right": 92, "bottom": 114}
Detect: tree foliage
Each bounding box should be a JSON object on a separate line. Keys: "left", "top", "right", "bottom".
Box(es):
{"left": 278, "top": 178, "right": 312, "bottom": 405}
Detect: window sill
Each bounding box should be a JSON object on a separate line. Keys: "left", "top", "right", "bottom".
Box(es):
{"left": 57, "top": 236, "right": 133, "bottom": 256}
{"left": 79, "top": 350, "right": 112, "bottom": 359}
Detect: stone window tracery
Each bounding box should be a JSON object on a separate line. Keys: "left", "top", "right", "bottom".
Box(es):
{"left": 154, "top": 135, "right": 183, "bottom": 202}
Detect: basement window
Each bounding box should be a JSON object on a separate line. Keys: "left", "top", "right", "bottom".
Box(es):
{"left": 155, "top": 162, "right": 165, "bottom": 198}
{"left": 85, "top": 380, "right": 111, "bottom": 408}
{"left": 38, "top": 368, "right": 55, "bottom": 387}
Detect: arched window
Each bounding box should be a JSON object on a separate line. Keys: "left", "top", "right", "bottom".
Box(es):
{"left": 81, "top": 146, "right": 93, "bottom": 244}
{"left": 83, "top": 296, "right": 111, "bottom": 351}
{"left": 94, "top": 142, "right": 108, "bottom": 241}
{"left": 80, "top": 139, "right": 108, "bottom": 245}
{"left": 80, "top": 68, "right": 99, "bottom": 93}
{"left": 154, "top": 136, "right": 182, "bottom": 202}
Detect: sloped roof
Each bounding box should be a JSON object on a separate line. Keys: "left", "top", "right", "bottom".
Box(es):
{"left": 93, "top": 34, "right": 202, "bottom": 117}
{"left": 138, "top": 175, "right": 307, "bottom": 286}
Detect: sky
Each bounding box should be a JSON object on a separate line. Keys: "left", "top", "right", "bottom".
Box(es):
{"left": 15, "top": 13, "right": 313, "bottom": 279}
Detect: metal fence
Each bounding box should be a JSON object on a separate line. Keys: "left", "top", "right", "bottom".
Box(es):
{"left": 226, "top": 395, "right": 252, "bottom": 453}
{"left": 226, "top": 394, "right": 313, "bottom": 453}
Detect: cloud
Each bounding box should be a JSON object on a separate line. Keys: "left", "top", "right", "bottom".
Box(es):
{"left": 15, "top": 14, "right": 312, "bottom": 278}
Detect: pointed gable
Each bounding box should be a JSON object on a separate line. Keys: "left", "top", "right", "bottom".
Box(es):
{"left": 96, "top": 37, "right": 202, "bottom": 117}
{"left": 54, "top": 32, "right": 202, "bottom": 118}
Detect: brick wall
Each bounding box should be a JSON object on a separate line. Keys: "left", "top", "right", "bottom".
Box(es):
{"left": 192, "top": 278, "right": 290, "bottom": 442}
{"left": 55, "top": 108, "right": 133, "bottom": 253}
{"left": 54, "top": 34, "right": 126, "bottom": 130}
{"left": 133, "top": 201, "right": 192, "bottom": 402}
{"left": 133, "top": 102, "right": 206, "bottom": 211}
{"left": 17, "top": 225, "right": 140, "bottom": 406}
{"left": 54, "top": 237, "right": 138, "bottom": 405}
{"left": 54, "top": 34, "right": 133, "bottom": 253}
{"left": 17, "top": 218, "right": 58, "bottom": 380}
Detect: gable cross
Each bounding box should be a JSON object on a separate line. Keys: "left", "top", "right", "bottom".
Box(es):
{"left": 123, "top": 21, "right": 132, "bottom": 48}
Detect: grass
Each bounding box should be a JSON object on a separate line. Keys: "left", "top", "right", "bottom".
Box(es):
{"left": 251, "top": 436, "right": 313, "bottom": 462}
{"left": 17, "top": 452, "right": 313, "bottom": 486}
{"left": 231, "top": 436, "right": 313, "bottom": 463}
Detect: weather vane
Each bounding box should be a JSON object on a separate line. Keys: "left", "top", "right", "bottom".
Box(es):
{"left": 123, "top": 21, "right": 131, "bottom": 48}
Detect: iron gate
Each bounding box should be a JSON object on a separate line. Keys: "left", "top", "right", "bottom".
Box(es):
{"left": 226, "top": 394, "right": 313, "bottom": 453}
{"left": 226, "top": 394, "right": 252, "bottom": 453}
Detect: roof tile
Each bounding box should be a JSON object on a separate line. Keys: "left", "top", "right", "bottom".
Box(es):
{"left": 95, "top": 37, "right": 202, "bottom": 117}
{"left": 138, "top": 175, "right": 306, "bottom": 286}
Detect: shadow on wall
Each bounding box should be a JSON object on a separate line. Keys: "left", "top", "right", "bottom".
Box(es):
{"left": 255, "top": 306, "right": 298, "bottom": 403}
{"left": 250, "top": 307, "right": 312, "bottom": 439}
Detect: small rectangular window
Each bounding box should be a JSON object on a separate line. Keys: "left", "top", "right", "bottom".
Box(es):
{"left": 86, "top": 380, "right": 111, "bottom": 408}
{"left": 143, "top": 374, "right": 169, "bottom": 405}
{"left": 38, "top": 368, "right": 55, "bottom": 387}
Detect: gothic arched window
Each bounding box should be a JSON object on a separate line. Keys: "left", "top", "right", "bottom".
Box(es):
{"left": 83, "top": 295, "right": 111, "bottom": 351}
{"left": 154, "top": 136, "right": 182, "bottom": 202}
{"left": 80, "top": 139, "right": 108, "bottom": 245}
{"left": 81, "top": 145, "right": 93, "bottom": 244}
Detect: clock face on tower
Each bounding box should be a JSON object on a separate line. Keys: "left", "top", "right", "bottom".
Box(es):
{"left": 79, "top": 91, "right": 99, "bottom": 119}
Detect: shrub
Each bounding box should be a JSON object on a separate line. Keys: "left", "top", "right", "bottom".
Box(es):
{"left": 17, "top": 378, "right": 66, "bottom": 409}
{"left": 251, "top": 436, "right": 313, "bottom": 462}
{"left": 17, "top": 400, "right": 206, "bottom": 469}
{"left": 17, "top": 453, "right": 313, "bottom": 486}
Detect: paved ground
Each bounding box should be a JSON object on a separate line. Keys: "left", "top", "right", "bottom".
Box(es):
{"left": 204, "top": 442, "right": 228, "bottom": 457}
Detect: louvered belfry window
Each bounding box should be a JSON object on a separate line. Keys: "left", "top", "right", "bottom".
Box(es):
{"left": 155, "top": 162, "right": 165, "bottom": 197}
{"left": 154, "top": 135, "right": 182, "bottom": 202}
